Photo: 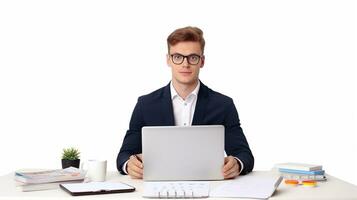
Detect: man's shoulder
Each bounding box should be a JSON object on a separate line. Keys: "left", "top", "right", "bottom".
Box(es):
{"left": 205, "top": 85, "right": 234, "bottom": 105}
{"left": 138, "top": 84, "right": 168, "bottom": 103}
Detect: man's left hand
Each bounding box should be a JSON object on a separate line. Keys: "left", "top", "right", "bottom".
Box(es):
{"left": 222, "top": 156, "right": 240, "bottom": 179}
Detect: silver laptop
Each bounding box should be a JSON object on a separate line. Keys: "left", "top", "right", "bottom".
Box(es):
{"left": 142, "top": 125, "right": 224, "bottom": 181}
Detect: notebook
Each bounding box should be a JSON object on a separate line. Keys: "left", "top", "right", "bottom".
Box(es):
{"left": 210, "top": 174, "right": 283, "bottom": 199}
{"left": 60, "top": 182, "right": 135, "bottom": 196}
{"left": 143, "top": 181, "right": 210, "bottom": 198}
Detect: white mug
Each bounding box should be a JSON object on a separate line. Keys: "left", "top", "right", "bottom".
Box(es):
{"left": 81, "top": 160, "right": 107, "bottom": 182}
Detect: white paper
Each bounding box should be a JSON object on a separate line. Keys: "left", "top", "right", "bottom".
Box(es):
{"left": 210, "top": 175, "right": 282, "bottom": 199}
{"left": 61, "top": 182, "right": 133, "bottom": 193}
{"left": 143, "top": 181, "right": 210, "bottom": 198}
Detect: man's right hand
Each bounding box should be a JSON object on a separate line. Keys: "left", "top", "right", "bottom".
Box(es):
{"left": 127, "top": 154, "right": 143, "bottom": 179}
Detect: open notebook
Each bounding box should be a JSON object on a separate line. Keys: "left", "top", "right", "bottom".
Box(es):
{"left": 210, "top": 174, "right": 283, "bottom": 199}
{"left": 60, "top": 182, "right": 135, "bottom": 196}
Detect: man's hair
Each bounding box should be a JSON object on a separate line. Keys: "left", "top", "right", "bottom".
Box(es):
{"left": 167, "top": 26, "right": 205, "bottom": 54}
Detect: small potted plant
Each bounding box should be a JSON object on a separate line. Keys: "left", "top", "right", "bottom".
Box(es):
{"left": 61, "top": 147, "right": 80, "bottom": 169}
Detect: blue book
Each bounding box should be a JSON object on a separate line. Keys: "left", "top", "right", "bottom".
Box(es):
{"left": 279, "top": 168, "right": 325, "bottom": 175}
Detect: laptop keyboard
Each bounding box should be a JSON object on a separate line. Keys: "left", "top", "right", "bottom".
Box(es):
{"left": 143, "top": 181, "right": 210, "bottom": 198}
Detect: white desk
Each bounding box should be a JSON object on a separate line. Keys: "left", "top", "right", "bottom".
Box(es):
{"left": 1, "top": 171, "right": 357, "bottom": 199}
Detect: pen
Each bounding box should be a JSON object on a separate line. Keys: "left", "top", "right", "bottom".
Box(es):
{"left": 134, "top": 154, "right": 142, "bottom": 162}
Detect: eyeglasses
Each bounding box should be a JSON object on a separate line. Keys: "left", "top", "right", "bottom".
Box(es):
{"left": 170, "top": 53, "right": 202, "bottom": 65}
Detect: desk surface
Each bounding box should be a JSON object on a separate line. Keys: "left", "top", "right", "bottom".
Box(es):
{"left": 1, "top": 171, "right": 357, "bottom": 200}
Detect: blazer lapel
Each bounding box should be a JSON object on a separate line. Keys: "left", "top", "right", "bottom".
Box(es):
{"left": 192, "top": 81, "right": 209, "bottom": 125}
{"left": 161, "top": 82, "right": 175, "bottom": 126}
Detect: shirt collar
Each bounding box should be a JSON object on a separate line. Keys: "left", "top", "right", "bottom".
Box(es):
{"left": 170, "top": 81, "right": 200, "bottom": 100}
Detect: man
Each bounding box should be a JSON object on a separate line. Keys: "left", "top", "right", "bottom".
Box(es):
{"left": 117, "top": 26, "right": 254, "bottom": 179}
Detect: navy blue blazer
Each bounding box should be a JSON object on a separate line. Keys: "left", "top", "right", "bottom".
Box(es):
{"left": 117, "top": 81, "right": 254, "bottom": 175}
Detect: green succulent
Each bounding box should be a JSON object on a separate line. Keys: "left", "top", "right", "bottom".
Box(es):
{"left": 62, "top": 147, "right": 80, "bottom": 160}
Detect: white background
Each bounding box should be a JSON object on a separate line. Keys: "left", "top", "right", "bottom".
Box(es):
{"left": 0, "top": 0, "right": 356, "bottom": 185}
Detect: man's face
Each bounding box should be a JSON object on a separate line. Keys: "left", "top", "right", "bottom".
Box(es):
{"left": 167, "top": 41, "right": 204, "bottom": 86}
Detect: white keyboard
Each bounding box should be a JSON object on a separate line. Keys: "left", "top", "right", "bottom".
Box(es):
{"left": 143, "top": 181, "right": 210, "bottom": 198}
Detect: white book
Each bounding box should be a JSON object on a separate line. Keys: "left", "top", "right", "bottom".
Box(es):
{"left": 275, "top": 163, "right": 322, "bottom": 171}
{"left": 14, "top": 167, "right": 85, "bottom": 184}
{"left": 280, "top": 173, "right": 327, "bottom": 181}
{"left": 16, "top": 180, "right": 83, "bottom": 192}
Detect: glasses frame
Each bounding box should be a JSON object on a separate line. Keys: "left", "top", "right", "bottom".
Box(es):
{"left": 170, "top": 53, "right": 202, "bottom": 65}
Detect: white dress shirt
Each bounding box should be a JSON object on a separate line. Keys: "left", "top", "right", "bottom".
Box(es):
{"left": 123, "top": 81, "right": 243, "bottom": 174}
{"left": 170, "top": 81, "right": 200, "bottom": 126}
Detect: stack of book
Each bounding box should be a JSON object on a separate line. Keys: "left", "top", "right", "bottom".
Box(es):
{"left": 275, "top": 163, "right": 327, "bottom": 181}
{"left": 14, "top": 167, "right": 86, "bottom": 192}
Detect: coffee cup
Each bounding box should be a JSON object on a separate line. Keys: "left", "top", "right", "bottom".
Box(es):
{"left": 81, "top": 160, "right": 107, "bottom": 182}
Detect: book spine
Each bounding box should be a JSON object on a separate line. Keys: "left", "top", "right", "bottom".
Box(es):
{"left": 14, "top": 168, "right": 85, "bottom": 184}
{"left": 280, "top": 173, "right": 327, "bottom": 181}
{"left": 279, "top": 168, "right": 325, "bottom": 175}
{"left": 17, "top": 180, "right": 84, "bottom": 192}
{"left": 276, "top": 164, "right": 322, "bottom": 171}
{"left": 14, "top": 175, "right": 28, "bottom": 183}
